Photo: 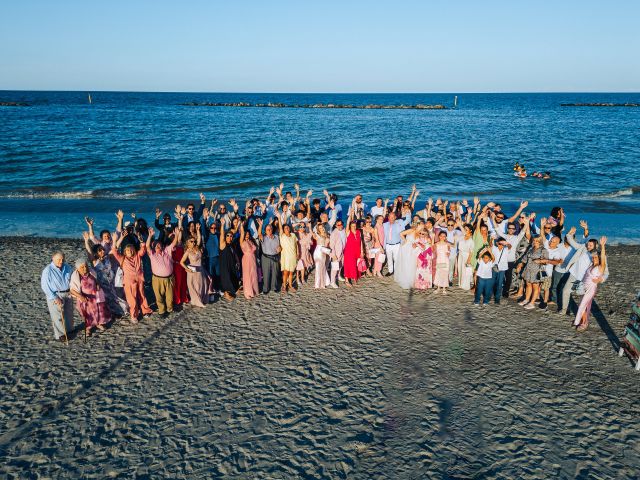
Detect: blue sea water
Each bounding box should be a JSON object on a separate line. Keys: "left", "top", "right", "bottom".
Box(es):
{"left": 0, "top": 91, "right": 639, "bottom": 242}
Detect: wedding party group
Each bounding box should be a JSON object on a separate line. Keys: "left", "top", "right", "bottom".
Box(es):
{"left": 41, "top": 184, "right": 608, "bottom": 342}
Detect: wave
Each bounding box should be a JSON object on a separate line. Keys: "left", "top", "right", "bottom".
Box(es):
{"left": 0, "top": 190, "right": 138, "bottom": 199}
{"left": 0, "top": 185, "right": 638, "bottom": 202}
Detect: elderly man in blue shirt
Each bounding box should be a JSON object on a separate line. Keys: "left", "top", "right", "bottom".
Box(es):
{"left": 41, "top": 251, "right": 74, "bottom": 342}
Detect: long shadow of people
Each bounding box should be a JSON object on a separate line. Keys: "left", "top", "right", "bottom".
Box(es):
{"left": 591, "top": 300, "right": 619, "bottom": 353}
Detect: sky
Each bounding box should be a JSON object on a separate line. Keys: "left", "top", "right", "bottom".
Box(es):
{"left": 0, "top": 0, "right": 638, "bottom": 93}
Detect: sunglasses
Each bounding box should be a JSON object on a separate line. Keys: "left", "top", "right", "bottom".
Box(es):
{"left": 447, "top": 223, "right": 454, "bottom": 226}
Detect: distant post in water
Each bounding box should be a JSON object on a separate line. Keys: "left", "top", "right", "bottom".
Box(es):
{"left": 453, "top": 96, "right": 458, "bottom": 108}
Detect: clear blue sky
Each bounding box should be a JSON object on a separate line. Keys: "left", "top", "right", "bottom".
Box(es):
{"left": 1, "top": 0, "right": 638, "bottom": 92}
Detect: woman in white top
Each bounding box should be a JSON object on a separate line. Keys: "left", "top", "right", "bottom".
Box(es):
{"left": 457, "top": 223, "right": 475, "bottom": 291}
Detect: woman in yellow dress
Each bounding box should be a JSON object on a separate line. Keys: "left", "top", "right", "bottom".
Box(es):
{"left": 278, "top": 214, "right": 299, "bottom": 293}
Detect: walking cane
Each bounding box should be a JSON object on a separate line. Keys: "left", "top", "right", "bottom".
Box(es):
{"left": 58, "top": 301, "right": 69, "bottom": 346}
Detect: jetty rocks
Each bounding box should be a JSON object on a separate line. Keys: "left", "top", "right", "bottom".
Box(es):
{"left": 561, "top": 102, "right": 639, "bottom": 107}
{"left": 0, "top": 101, "right": 30, "bottom": 107}
{"left": 181, "top": 102, "right": 447, "bottom": 110}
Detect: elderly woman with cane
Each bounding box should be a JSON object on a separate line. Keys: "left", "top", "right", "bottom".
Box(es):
{"left": 70, "top": 258, "right": 112, "bottom": 337}
{"left": 41, "top": 251, "right": 75, "bottom": 343}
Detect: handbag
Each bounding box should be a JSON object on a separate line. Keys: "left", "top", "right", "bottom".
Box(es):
{"left": 114, "top": 266, "right": 124, "bottom": 287}
{"left": 377, "top": 253, "right": 386, "bottom": 263}
{"left": 357, "top": 258, "right": 367, "bottom": 273}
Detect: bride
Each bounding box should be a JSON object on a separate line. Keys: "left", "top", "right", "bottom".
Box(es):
{"left": 394, "top": 220, "right": 424, "bottom": 289}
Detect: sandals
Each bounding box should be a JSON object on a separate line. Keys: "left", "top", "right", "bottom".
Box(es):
{"left": 576, "top": 322, "right": 589, "bottom": 332}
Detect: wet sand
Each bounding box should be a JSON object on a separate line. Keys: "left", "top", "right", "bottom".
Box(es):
{"left": 0, "top": 237, "right": 639, "bottom": 478}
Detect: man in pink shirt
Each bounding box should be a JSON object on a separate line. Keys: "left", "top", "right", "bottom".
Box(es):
{"left": 146, "top": 227, "right": 180, "bottom": 317}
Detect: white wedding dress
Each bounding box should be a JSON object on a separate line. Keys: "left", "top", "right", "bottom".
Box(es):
{"left": 394, "top": 233, "right": 419, "bottom": 289}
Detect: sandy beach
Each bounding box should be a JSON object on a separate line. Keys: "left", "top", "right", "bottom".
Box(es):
{"left": 0, "top": 236, "right": 639, "bottom": 478}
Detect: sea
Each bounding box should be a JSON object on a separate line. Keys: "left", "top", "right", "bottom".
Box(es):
{"left": 0, "top": 91, "right": 639, "bottom": 243}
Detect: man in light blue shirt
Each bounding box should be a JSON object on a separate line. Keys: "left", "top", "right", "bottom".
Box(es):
{"left": 41, "top": 251, "right": 75, "bottom": 341}
{"left": 383, "top": 212, "right": 408, "bottom": 275}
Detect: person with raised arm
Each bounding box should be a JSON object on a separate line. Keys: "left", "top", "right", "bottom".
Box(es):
{"left": 82, "top": 231, "right": 128, "bottom": 317}
{"left": 393, "top": 218, "right": 421, "bottom": 289}
{"left": 239, "top": 221, "right": 259, "bottom": 299}
{"left": 559, "top": 220, "right": 599, "bottom": 315}
{"left": 85, "top": 215, "right": 116, "bottom": 255}
{"left": 69, "top": 257, "right": 111, "bottom": 336}
{"left": 574, "top": 237, "right": 608, "bottom": 332}
{"left": 218, "top": 221, "right": 239, "bottom": 301}
{"left": 171, "top": 208, "right": 189, "bottom": 307}
{"left": 457, "top": 222, "right": 475, "bottom": 291}
{"left": 111, "top": 229, "right": 153, "bottom": 323}
{"left": 147, "top": 226, "right": 180, "bottom": 316}
{"left": 257, "top": 217, "right": 281, "bottom": 294}
{"left": 516, "top": 221, "right": 548, "bottom": 310}
{"left": 278, "top": 211, "right": 299, "bottom": 293}
{"left": 180, "top": 223, "right": 208, "bottom": 308}
{"left": 154, "top": 208, "right": 176, "bottom": 244}
{"left": 213, "top": 198, "right": 238, "bottom": 230}
{"left": 182, "top": 193, "right": 206, "bottom": 225}
{"left": 41, "top": 251, "right": 75, "bottom": 342}
{"left": 347, "top": 194, "right": 367, "bottom": 221}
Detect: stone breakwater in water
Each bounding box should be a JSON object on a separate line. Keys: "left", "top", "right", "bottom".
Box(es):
{"left": 560, "top": 103, "right": 640, "bottom": 107}
{"left": 181, "top": 102, "right": 447, "bottom": 110}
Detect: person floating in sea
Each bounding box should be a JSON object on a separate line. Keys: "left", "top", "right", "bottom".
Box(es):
{"left": 43, "top": 187, "right": 609, "bottom": 342}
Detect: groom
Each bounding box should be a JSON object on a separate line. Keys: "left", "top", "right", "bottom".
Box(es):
{"left": 383, "top": 212, "right": 407, "bottom": 275}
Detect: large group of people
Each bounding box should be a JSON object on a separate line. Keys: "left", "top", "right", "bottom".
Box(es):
{"left": 41, "top": 184, "right": 609, "bottom": 342}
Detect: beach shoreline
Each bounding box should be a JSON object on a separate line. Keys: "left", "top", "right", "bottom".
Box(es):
{"left": 1, "top": 236, "right": 639, "bottom": 477}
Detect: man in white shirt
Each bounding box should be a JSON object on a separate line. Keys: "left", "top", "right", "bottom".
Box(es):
{"left": 540, "top": 235, "right": 567, "bottom": 310}
{"left": 545, "top": 235, "right": 571, "bottom": 307}
{"left": 370, "top": 198, "right": 385, "bottom": 218}
{"left": 491, "top": 239, "right": 509, "bottom": 304}
{"left": 560, "top": 231, "right": 598, "bottom": 315}
{"left": 443, "top": 219, "right": 462, "bottom": 285}
{"left": 498, "top": 221, "right": 527, "bottom": 297}
{"left": 383, "top": 212, "right": 408, "bottom": 275}
{"left": 474, "top": 249, "right": 495, "bottom": 306}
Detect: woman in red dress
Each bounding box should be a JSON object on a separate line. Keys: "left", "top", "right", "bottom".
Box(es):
{"left": 172, "top": 229, "right": 190, "bottom": 306}
{"left": 343, "top": 213, "right": 364, "bottom": 287}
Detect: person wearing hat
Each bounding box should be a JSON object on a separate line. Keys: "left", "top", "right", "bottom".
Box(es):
{"left": 41, "top": 251, "right": 75, "bottom": 341}
{"left": 491, "top": 237, "right": 510, "bottom": 304}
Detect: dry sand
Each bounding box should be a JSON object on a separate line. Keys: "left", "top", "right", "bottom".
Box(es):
{"left": 0, "top": 237, "right": 639, "bottom": 479}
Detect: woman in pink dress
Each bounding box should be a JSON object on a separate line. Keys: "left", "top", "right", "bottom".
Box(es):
{"left": 239, "top": 222, "right": 259, "bottom": 299}
{"left": 296, "top": 224, "right": 314, "bottom": 285}
{"left": 434, "top": 231, "right": 452, "bottom": 294}
{"left": 574, "top": 237, "right": 607, "bottom": 332}
{"left": 414, "top": 228, "right": 433, "bottom": 290}
{"left": 343, "top": 214, "right": 364, "bottom": 287}
{"left": 180, "top": 224, "right": 208, "bottom": 308}
{"left": 373, "top": 214, "right": 386, "bottom": 277}
{"left": 70, "top": 258, "right": 112, "bottom": 336}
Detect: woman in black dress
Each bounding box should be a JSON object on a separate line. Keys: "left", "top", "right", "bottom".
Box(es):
{"left": 219, "top": 222, "right": 239, "bottom": 301}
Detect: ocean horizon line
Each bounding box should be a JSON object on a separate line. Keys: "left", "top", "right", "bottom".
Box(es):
{"left": 1, "top": 89, "right": 640, "bottom": 95}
